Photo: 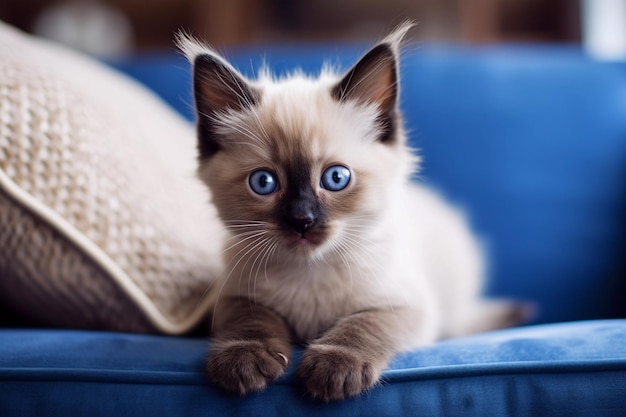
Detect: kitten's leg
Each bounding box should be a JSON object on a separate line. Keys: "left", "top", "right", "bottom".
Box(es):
{"left": 298, "top": 306, "right": 436, "bottom": 402}
{"left": 206, "top": 296, "right": 292, "bottom": 395}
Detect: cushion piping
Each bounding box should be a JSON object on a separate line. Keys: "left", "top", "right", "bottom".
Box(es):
{"left": 0, "top": 359, "right": 624, "bottom": 385}
{"left": 0, "top": 168, "right": 212, "bottom": 334}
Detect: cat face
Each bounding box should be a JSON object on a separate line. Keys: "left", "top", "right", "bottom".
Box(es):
{"left": 185, "top": 30, "right": 416, "bottom": 261}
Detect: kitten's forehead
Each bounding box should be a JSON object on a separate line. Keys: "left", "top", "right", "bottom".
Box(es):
{"left": 228, "top": 74, "right": 380, "bottom": 165}
{"left": 259, "top": 75, "right": 338, "bottom": 139}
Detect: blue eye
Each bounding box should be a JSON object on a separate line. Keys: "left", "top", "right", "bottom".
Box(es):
{"left": 249, "top": 170, "right": 278, "bottom": 195}
{"left": 321, "top": 165, "right": 351, "bottom": 191}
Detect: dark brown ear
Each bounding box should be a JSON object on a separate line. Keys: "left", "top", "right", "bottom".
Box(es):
{"left": 332, "top": 44, "right": 398, "bottom": 113}
{"left": 332, "top": 20, "right": 414, "bottom": 143}
{"left": 193, "top": 54, "right": 259, "bottom": 159}
{"left": 332, "top": 43, "right": 399, "bottom": 143}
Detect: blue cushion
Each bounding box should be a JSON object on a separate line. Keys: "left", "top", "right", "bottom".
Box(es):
{"left": 109, "top": 45, "right": 626, "bottom": 324}
{"left": 0, "top": 321, "right": 624, "bottom": 416}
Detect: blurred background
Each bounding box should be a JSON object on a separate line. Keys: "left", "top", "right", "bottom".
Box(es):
{"left": 0, "top": 0, "right": 612, "bottom": 57}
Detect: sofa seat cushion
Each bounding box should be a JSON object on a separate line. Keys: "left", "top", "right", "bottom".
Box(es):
{"left": 0, "top": 320, "right": 624, "bottom": 416}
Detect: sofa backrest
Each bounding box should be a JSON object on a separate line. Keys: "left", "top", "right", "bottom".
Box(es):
{"left": 399, "top": 46, "right": 626, "bottom": 324}
{"left": 111, "top": 44, "right": 626, "bottom": 324}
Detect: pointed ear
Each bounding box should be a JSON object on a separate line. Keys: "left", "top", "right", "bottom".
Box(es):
{"left": 192, "top": 54, "right": 259, "bottom": 158}
{"left": 332, "top": 44, "right": 398, "bottom": 112}
{"left": 193, "top": 54, "right": 258, "bottom": 115}
{"left": 332, "top": 22, "right": 412, "bottom": 143}
{"left": 332, "top": 44, "right": 399, "bottom": 144}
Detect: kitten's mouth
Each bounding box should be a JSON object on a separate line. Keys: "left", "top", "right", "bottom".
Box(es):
{"left": 286, "top": 231, "right": 325, "bottom": 248}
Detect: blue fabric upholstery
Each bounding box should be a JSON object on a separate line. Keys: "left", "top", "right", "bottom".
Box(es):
{"left": 0, "top": 321, "right": 624, "bottom": 416}
{"left": 3, "top": 44, "right": 626, "bottom": 414}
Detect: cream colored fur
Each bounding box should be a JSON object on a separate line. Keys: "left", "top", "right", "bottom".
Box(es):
{"left": 180, "top": 23, "right": 521, "bottom": 400}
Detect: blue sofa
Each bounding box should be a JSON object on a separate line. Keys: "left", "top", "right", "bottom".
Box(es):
{"left": 1, "top": 43, "right": 625, "bottom": 416}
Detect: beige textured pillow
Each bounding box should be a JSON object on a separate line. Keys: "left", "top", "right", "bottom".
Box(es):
{"left": 0, "top": 22, "right": 223, "bottom": 334}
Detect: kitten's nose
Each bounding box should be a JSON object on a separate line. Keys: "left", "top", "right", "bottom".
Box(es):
{"left": 286, "top": 213, "right": 317, "bottom": 235}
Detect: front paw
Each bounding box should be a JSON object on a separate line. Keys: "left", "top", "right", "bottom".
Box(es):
{"left": 297, "top": 344, "right": 383, "bottom": 402}
{"left": 206, "top": 339, "right": 289, "bottom": 395}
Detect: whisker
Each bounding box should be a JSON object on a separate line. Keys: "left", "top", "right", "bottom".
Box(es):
{"left": 338, "top": 234, "right": 395, "bottom": 313}
{"left": 340, "top": 234, "right": 384, "bottom": 269}
{"left": 224, "top": 224, "right": 265, "bottom": 230}
{"left": 222, "top": 220, "right": 269, "bottom": 224}
{"left": 251, "top": 238, "right": 276, "bottom": 303}
{"left": 332, "top": 240, "right": 354, "bottom": 293}
{"left": 211, "top": 234, "right": 269, "bottom": 331}
{"left": 235, "top": 236, "right": 271, "bottom": 302}
{"left": 243, "top": 237, "right": 270, "bottom": 305}
{"left": 263, "top": 241, "right": 279, "bottom": 283}
{"left": 222, "top": 231, "right": 268, "bottom": 253}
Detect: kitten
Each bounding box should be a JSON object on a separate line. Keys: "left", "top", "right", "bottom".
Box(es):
{"left": 179, "top": 22, "right": 526, "bottom": 402}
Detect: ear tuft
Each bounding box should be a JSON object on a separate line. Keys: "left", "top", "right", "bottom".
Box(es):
{"left": 175, "top": 31, "right": 210, "bottom": 62}
{"left": 381, "top": 20, "right": 415, "bottom": 54}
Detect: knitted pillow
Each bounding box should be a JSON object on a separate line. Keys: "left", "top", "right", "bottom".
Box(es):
{"left": 0, "top": 22, "right": 223, "bottom": 334}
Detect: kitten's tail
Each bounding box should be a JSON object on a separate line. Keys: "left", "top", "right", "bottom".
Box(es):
{"left": 448, "top": 300, "right": 537, "bottom": 338}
